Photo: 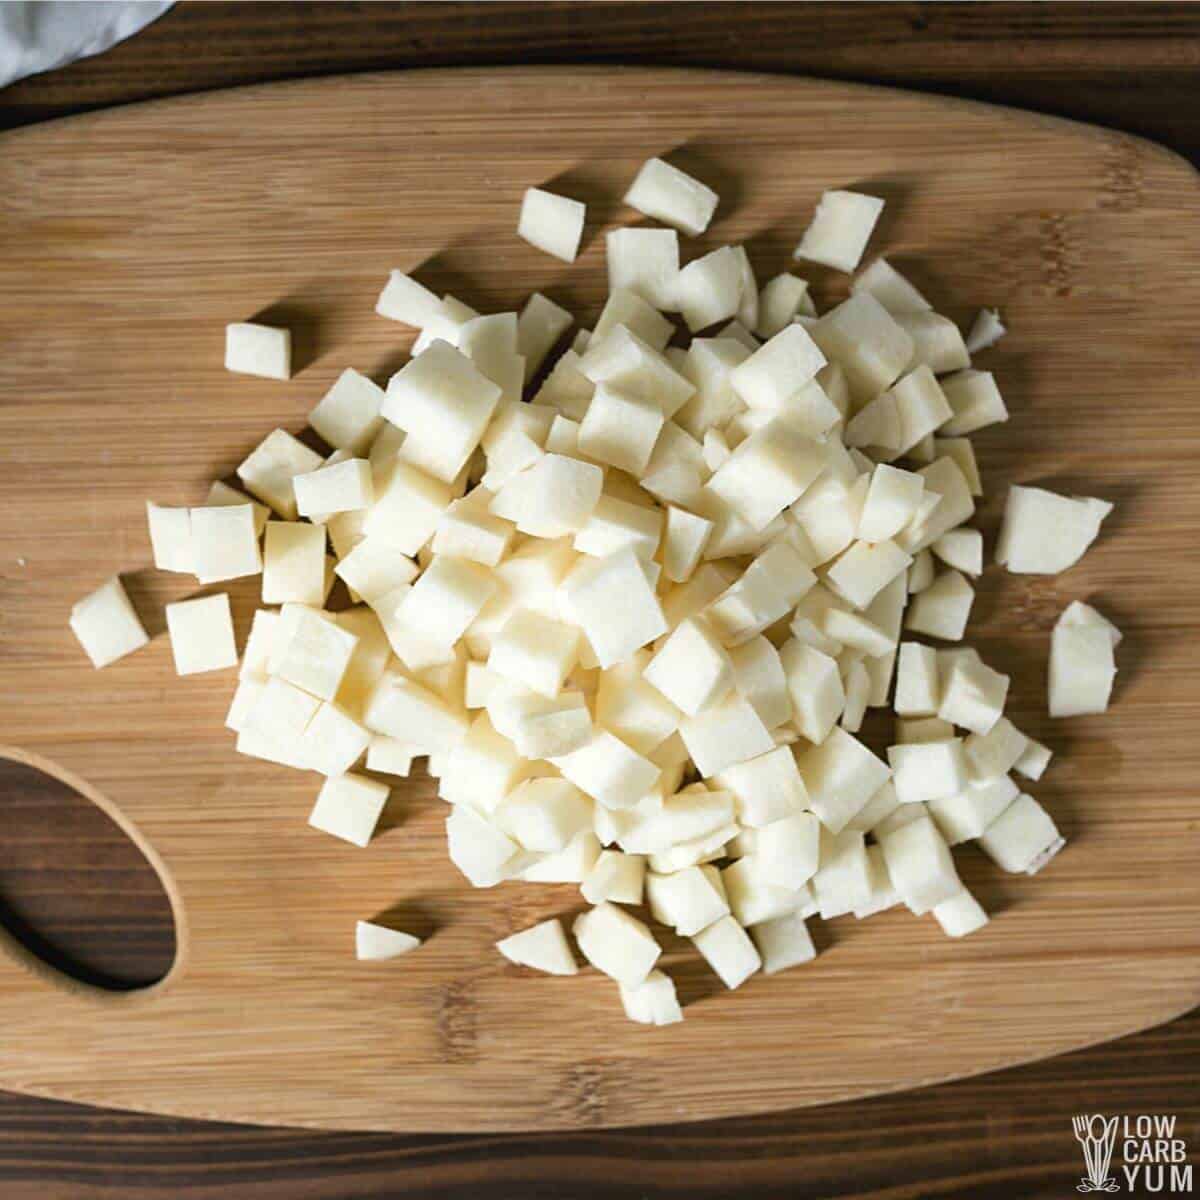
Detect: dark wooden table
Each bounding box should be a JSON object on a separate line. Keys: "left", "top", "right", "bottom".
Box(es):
{"left": 2, "top": 4, "right": 1198, "bottom": 1196}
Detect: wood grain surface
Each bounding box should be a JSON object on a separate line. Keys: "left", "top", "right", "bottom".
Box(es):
{"left": 1, "top": 2, "right": 1199, "bottom": 1194}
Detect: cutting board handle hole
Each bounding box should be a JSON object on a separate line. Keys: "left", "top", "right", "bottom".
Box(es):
{"left": 0, "top": 749, "right": 179, "bottom": 994}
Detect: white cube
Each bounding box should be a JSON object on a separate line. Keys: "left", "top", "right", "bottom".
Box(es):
{"left": 728, "top": 636, "right": 790, "bottom": 731}
{"left": 996, "top": 485, "right": 1112, "bottom": 575}
{"left": 678, "top": 690, "right": 776, "bottom": 778}
{"left": 308, "top": 368, "right": 385, "bottom": 455}
{"left": 560, "top": 547, "right": 667, "bottom": 669}
{"left": 146, "top": 503, "right": 193, "bottom": 574}
{"left": 552, "top": 729, "right": 660, "bottom": 811}
{"left": 575, "top": 494, "right": 663, "bottom": 564}
{"left": 691, "top": 914, "right": 761, "bottom": 989}
{"left": 294, "top": 458, "right": 374, "bottom": 518}
{"left": 237, "top": 428, "right": 325, "bottom": 521}
{"left": 334, "top": 537, "right": 419, "bottom": 604}
{"left": 594, "top": 656, "right": 682, "bottom": 757}
{"left": 573, "top": 902, "right": 661, "bottom": 986}
{"left": 938, "top": 652, "right": 1009, "bottom": 734}
{"left": 271, "top": 605, "right": 358, "bottom": 700}
{"left": 812, "top": 827, "right": 872, "bottom": 918}
{"left": 577, "top": 384, "right": 665, "bottom": 476}
{"left": 858, "top": 464, "right": 924, "bottom": 543}
{"left": 932, "top": 889, "right": 989, "bottom": 938}
{"left": 366, "top": 462, "right": 454, "bottom": 554}
{"left": 643, "top": 617, "right": 733, "bottom": 717}
{"left": 383, "top": 340, "right": 502, "bottom": 484}
{"left": 374, "top": 270, "right": 441, "bottom": 327}
{"left": 675, "top": 246, "right": 743, "bottom": 332}
{"left": 488, "top": 609, "right": 580, "bottom": 698}
{"left": 878, "top": 814, "right": 961, "bottom": 914}
{"left": 190, "top": 503, "right": 262, "bottom": 584}
{"left": 894, "top": 642, "right": 941, "bottom": 716}
{"left": 305, "top": 702, "right": 371, "bottom": 776}
{"left": 446, "top": 802, "right": 521, "bottom": 887}
{"left": 496, "top": 918, "right": 579, "bottom": 975}
{"left": 978, "top": 793, "right": 1064, "bottom": 874}
{"left": 489, "top": 453, "right": 603, "bottom": 539}
{"left": 623, "top": 156, "right": 718, "bottom": 236}
{"left": 308, "top": 775, "right": 388, "bottom": 847}
{"left": 355, "top": 920, "right": 420, "bottom": 961}
{"left": 753, "top": 810, "right": 821, "bottom": 888}
{"left": 164, "top": 593, "right": 237, "bottom": 676}
{"left": 619, "top": 969, "right": 683, "bottom": 1026}
{"left": 811, "top": 293, "right": 914, "bottom": 402}
{"left": 939, "top": 369, "right": 1009, "bottom": 435}
{"left": 797, "top": 726, "right": 890, "bottom": 834}
{"left": 495, "top": 777, "right": 593, "bottom": 853}
{"left": 518, "top": 187, "right": 585, "bottom": 263}
{"left": 751, "top": 912, "right": 816, "bottom": 974}
{"left": 69, "top": 575, "right": 149, "bottom": 669}
{"left": 1049, "top": 600, "right": 1119, "bottom": 717}
{"left": 826, "top": 539, "right": 912, "bottom": 611}
{"left": 715, "top": 746, "right": 806, "bottom": 828}
{"left": 363, "top": 671, "right": 469, "bottom": 752}
{"left": 932, "top": 528, "right": 983, "bottom": 576}
{"left": 927, "top": 774, "right": 1018, "bottom": 844}
{"left": 581, "top": 849, "right": 646, "bottom": 905}
{"left": 851, "top": 256, "right": 931, "bottom": 315}
{"left": 964, "top": 716, "right": 1028, "bottom": 781}
{"left": 705, "top": 418, "right": 825, "bottom": 532}
{"left": 225, "top": 322, "right": 290, "bottom": 380}
{"left": 518, "top": 291, "right": 573, "bottom": 381}
{"left": 888, "top": 738, "right": 967, "bottom": 804}
{"left": 396, "top": 555, "right": 496, "bottom": 653}
{"left": 262, "top": 521, "right": 326, "bottom": 606}
{"left": 593, "top": 287, "right": 675, "bottom": 350}
{"left": 896, "top": 311, "right": 970, "bottom": 375}
{"left": 730, "top": 323, "right": 826, "bottom": 412}
{"left": 780, "top": 640, "right": 844, "bottom": 745}
{"left": 606, "top": 227, "right": 680, "bottom": 310}
{"left": 645, "top": 865, "right": 730, "bottom": 936}
{"left": 794, "top": 190, "right": 884, "bottom": 272}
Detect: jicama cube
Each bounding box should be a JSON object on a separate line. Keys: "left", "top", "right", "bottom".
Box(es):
{"left": 225, "top": 322, "right": 290, "bottom": 380}
{"left": 165, "top": 593, "right": 237, "bottom": 676}
{"left": 966, "top": 308, "right": 1007, "bottom": 354}
{"left": 905, "top": 569, "right": 974, "bottom": 640}
{"left": 623, "top": 157, "right": 718, "bottom": 236}
{"left": 489, "top": 453, "right": 603, "bottom": 539}
{"left": 678, "top": 691, "right": 775, "bottom": 777}
{"left": 732, "top": 245, "right": 758, "bottom": 329}
{"left": 606, "top": 227, "right": 680, "bottom": 310}
{"left": 661, "top": 505, "right": 713, "bottom": 582}
{"left": 262, "top": 522, "right": 326, "bottom": 606}
{"left": 932, "top": 528, "right": 982, "bottom": 576}
{"left": 795, "top": 190, "right": 883, "bottom": 272}
{"left": 305, "top": 703, "right": 371, "bottom": 777}
{"left": 812, "top": 828, "right": 872, "bottom": 918}
{"left": 577, "top": 384, "right": 666, "bottom": 476}
{"left": 878, "top": 814, "right": 961, "bottom": 914}
{"left": 719, "top": 857, "right": 798, "bottom": 927}
{"left": 1049, "top": 600, "right": 1119, "bottom": 716}
{"left": 355, "top": 921, "right": 420, "bottom": 961}
{"left": 579, "top": 326, "right": 695, "bottom": 418}
{"left": 581, "top": 849, "right": 646, "bottom": 905}
{"left": 850, "top": 257, "right": 931, "bottom": 315}
{"left": 374, "top": 270, "right": 441, "bottom": 327}
{"left": 753, "top": 810, "right": 821, "bottom": 889}
{"left": 934, "top": 437, "right": 982, "bottom": 497}
{"left": 858, "top": 464, "right": 924, "bottom": 542}
{"left": 382, "top": 341, "right": 502, "bottom": 483}
{"left": 927, "top": 774, "right": 1018, "bottom": 844}
{"left": 730, "top": 323, "right": 827, "bottom": 412}
{"left": 995, "top": 485, "right": 1112, "bottom": 574}
{"left": 797, "top": 726, "right": 891, "bottom": 834}
{"left": 237, "top": 428, "right": 324, "bottom": 521}
{"left": 1014, "top": 737, "right": 1053, "bottom": 781}
{"left": 494, "top": 777, "right": 593, "bottom": 852}
{"left": 755, "top": 273, "right": 812, "bottom": 340}
{"left": 496, "top": 918, "right": 578, "bottom": 976}
{"left": 643, "top": 617, "right": 733, "bottom": 716}
{"left": 826, "top": 539, "right": 912, "bottom": 610}
{"left": 552, "top": 729, "right": 660, "bottom": 810}
{"left": 573, "top": 902, "right": 661, "bottom": 986}
{"left": 705, "top": 418, "right": 825, "bottom": 532}
{"left": 488, "top": 610, "right": 580, "bottom": 698}
{"left": 272, "top": 605, "right": 358, "bottom": 700}
{"left": 534, "top": 349, "right": 595, "bottom": 421}
{"left": 727, "top": 636, "right": 790, "bottom": 730}
{"left": 964, "top": 716, "right": 1028, "bottom": 781}
{"left": 939, "top": 369, "right": 1008, "bottom": 435}
{"left": 713, "top": 746, "right": 805, "bottom": 828}
{"left": 675, "top": 337, "right": 750, "bottom": 438}
{"left": 852, "top": 843, "right": 902, "bottom": 918}
{"left": 751, "top": 912, "right": 817, "bottom": 974}
{"left": 810, "top": 293, "right": 914, "bottom": 401}
{"left": 446, "top": 802, "right": 521, "bottom": 887}
{"left": 293, "top": 458, "right": 374, "bottom": 518}
{"left": 518, "top": 187, "right": 585, "bottom": 262}
{"left": 898, "top": 456, "right": 975, "bottom": 552}
{"left": 333, "top": 538, "right": 419, "bottom": 604}
{"left": 692, "top": 914, "right": 761, "bottom": 989}
{"left": 308, "top": 368, "right": 386, "bottom": 455}
{"left": 364, "top": 671, "right": 469, "bottom": 751}
{"left": 780, "top": 641, "right": 844, "bottom": 745}
{"left": 244, "top": 675, "right": 320, "bottom": 748}
{"left": 69, "top": 576, "right": 149, "bottom": 668}
{"left": 522, "top": 831, "right": 602, "bottom": 883}
{"left": 365, "top": 735, "right": 415, "bottom": 777}
{"left": 675, "top": 246, "right": 743, "bottom": 332}
{"left": 645, "top": 865, "right": 730, "bottom": 936}
{"left": 592, "top": 287, "right": 674, "bottom": 350}
{"left": 309, "top": 773, "right": 389, "bottom": 848}
{"left": 517, "top": 292, "right": 573, "bottom": 381}
{"left": 932, "top": 888, "right": 989, "bottom": 938}
{"left": 146, "top": 503, "right": 192, "bottom": 573}
{"left": 505, "top": 690, "right": 592, "bottom": 758}
{"left": 594, "top": 655, "right": 681, "bottom": 755}
{"left": 823, "top": 608, "right": 892, "bottom": 657}
{"left": 908, "top": 548, "right": 935, "bottom": 593}
{"left": 620, "top": 970, "right": 684, "bottom": 1025}
{"left": 840, "top": 659, "right": 870, "bottom": 733}
{"left": 895, "top": 311, "right": 970, "bottom": 374}
{"left": 190, "top": 503, "right": 262, "bottom": 583}
{"left": 977, "top": 792, "right": 1063, "bottom": 873}
{"left": 560, "top": 547, "right": 667, "bottom": 669}
{"left": 205, "top": 481, "right": 270, "bottom": 536}
{"left": 894, "top": 642, "right": 940, "bottom": 716}
{"left": 888, "top": 738, "right": 967, "bottom": 804}
{"left": 888, "top": 365, "right": 954, "bottom": 457}
{"left": 938, "top": 652, "right": 1009, "bottom": 734}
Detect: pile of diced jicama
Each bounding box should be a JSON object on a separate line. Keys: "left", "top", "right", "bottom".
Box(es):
{"left": 68, "top": 157, "right": 1121, "bottom": 1026}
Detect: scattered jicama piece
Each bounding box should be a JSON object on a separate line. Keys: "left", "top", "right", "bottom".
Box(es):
{"left": 518, "top": 188, "right": 585, "bottom": 263}
{"left": 965, "top": 308, "right": 1007, "bottom": 354}
{"left": 496, "top": 918, "right": 579, "bottom": 975}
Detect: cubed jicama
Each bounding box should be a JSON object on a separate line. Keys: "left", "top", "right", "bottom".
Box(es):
{"left": 573, "top": 902, "right": 661, "bottom": 985}
{"left": 977, "top": 792, "right": 1063, "bottom": 873}
{"left": 995, "top": 485, "right": 1112, "bottom": 574}
{"left": 623, "top": 157, "right": 718, "bottom": 236}
{"left": 518, "top": 187, "right": 585, "bottom": 263}
{"left": 309, "top": 772, "right": 389, "bottom": 848}
{"left": 69, "top": 575, "right": 150, "bottom": 668}
{"left": 225, "top": 322, "right": 291, "bottom": 380}
{"left": 794, "top": 190, "right": 884, "bottom": 272}
{"left": 1048, "top": 600, "right": 1119, "bottom": 716}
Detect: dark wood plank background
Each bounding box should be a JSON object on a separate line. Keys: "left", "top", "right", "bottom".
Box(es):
{"left": 1, "top": 3, "right": 1197, "bottom": 1196}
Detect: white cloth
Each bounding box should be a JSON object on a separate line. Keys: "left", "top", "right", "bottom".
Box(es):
{"left": 0, "top": 1, "right": 173, "bottom": 89}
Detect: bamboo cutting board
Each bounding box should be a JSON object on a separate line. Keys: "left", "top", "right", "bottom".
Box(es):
{"left": 0, "top": 68, "right": 1198, "bottom": 1133}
